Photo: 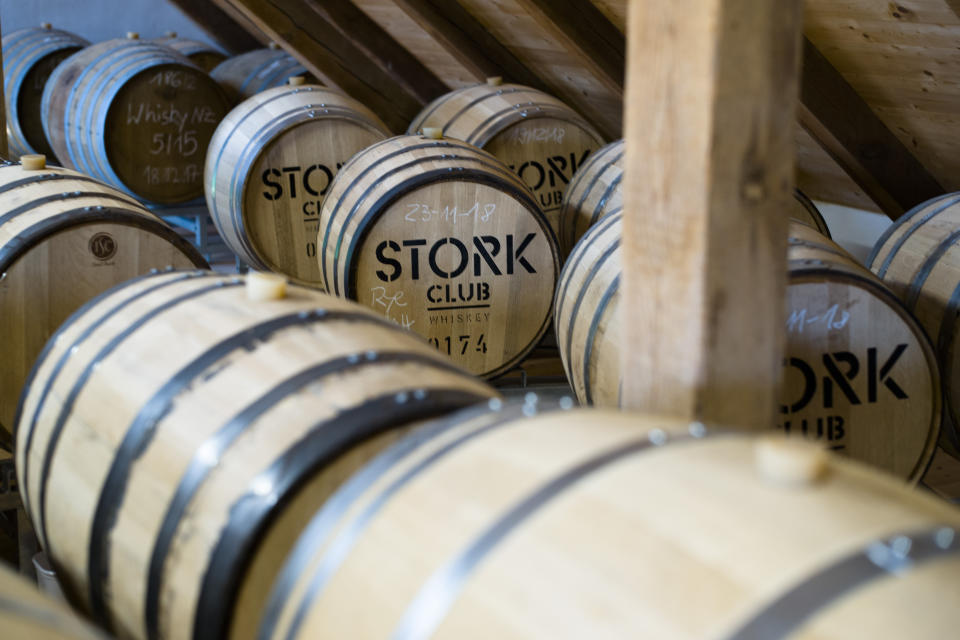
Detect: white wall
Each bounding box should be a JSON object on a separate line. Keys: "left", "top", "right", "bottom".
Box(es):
{"left": 0, "top": 0, "right": 218, "bottom": 49}
{"left": 816, "top": 202, "right": 892, "bottom": 266}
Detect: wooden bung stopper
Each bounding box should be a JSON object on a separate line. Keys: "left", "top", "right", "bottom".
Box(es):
{"left": 486, "top": 76, "right": 503, "bottom": 86}
{"left": 21, "top": 154, "right": 46, "bottom": 171}
{"left": 246, "top": 272, "right": 288, "bottom": 301}
{"left": 422, "top": 127, "right": 443, "bottom": 140}
{"left": 126, "top": 31, "right": 139, "bottom": 40}
{"left": 755, "top": 437, "right": 830, "bottom": 487}
{"left": 287, "top": 75, "right": 306, "bottom": 86}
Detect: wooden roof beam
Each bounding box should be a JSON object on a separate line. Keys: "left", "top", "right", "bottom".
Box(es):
{"left": 390, "top": 0, "right": 550, "bottom": 89}
{"left": 167, "top": 0, "right": 265, "bottom": 53}
{"left": 799, "top": 37, "right": 944, "bottom": 219}
{"left": 391, "top": 0, "right": 620, "bottom": 139}
{"left": 514, "top": 0, "right": 625, "bottom": 95}
{"left": 215, "top": 0, "right": 444, "bottom": 132}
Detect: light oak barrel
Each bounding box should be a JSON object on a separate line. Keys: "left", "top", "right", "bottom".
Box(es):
{"left": 41, "top": 37, "right": 230, "bottom": 204}
{"left": 259, "top": 401, "right": 960, "bottom": 640}
{"left": 14, "top": 271, "right": 497, "bottom": 640}
{"left": 152, "top": 36, "right": 226, "bottom": 72}
{"left": 407, "top": 81, "right": 606, "bottom": 236}
{"left": 0, "top": 159, "right": 207, "bottom": 438}
{"left": 2, "top": 25, "right": 89, "bottom": 160}
{"left": 555, "top": 217, "right": 941, "bottom": 481}
{"left": 0, "top": 563, "right": 106, "bottom": 640}
{"left": 318, "top": 134, "right": 560, "bottom": 379}
{"left": 868, "top": 192, "right": 960, "bottom": 455}
{"left": 205, "top": 84, "right": 390, "bottom": 285}
{"left": 557, "top": 138, "right": 830, "bottom": 254}
{"left": 210, "top": 49, "right": 317, "bottom": 104}
{"left": 556, "top": 138, "right": 623, "bottom": 256}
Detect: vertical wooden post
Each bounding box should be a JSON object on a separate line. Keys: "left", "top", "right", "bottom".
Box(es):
{"left": 620, "top": 0, "right": 803, "bottom": 429}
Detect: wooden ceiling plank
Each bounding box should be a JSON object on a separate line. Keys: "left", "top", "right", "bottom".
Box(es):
{"left": 303, "top": 0, "right": 449, "bottom": 104}
{"left": 946, "top": 0, "right": 960, "bottom": 20}
{"left": 621, "top": 0, "right": 802, "bottom": 428}
{"left": 167, "top": 0, "right": 266, "bottom": 53}
{"left": 514, "top": 0, "right": 625, "bottom": 94}
{"left": 390, "top": 0, "right": 550, "bottom": 89}
{"left": 799, "top": 36, "right": 945, "bottom": 219}
{"left": 216, "top": 0, "right": 424, "bottom": 132}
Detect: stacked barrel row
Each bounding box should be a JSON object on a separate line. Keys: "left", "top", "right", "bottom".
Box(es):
{"left": 1, "top": 26, "right": 959, "bottom": 640}
{"left": 2, "top": 25, "right": 312, "bottom": 206}
{"left": 13, "top": 299, "right": 960, "bottom": 640}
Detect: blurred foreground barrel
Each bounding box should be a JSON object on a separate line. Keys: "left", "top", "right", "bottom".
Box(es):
{"left": 211, "top": 48, "right": 316, "bottom": 103}
{"left": 318, "top": 133, "right": 560, "bottom": 378}
{"left": 153, "top": 34, "right": 226, "bottom": 72}
{"left": 869, "top": 192, "right": 960, "bottom": 453}
{"left": 0, "top": 157, "right": 207, "bottom": 436}
{"left": 260, "top": 401, "right": 960, "bottom": 639}
{"left": 408, "top": 79, "right": 605, "bottom": 234}
{"left": 0, "top": 563, "right": 105, "bottom": 639}
{"left": 2, "top": 24, "right": 88, "bottom": 159}
{"left": 15, "top": 271, "right": 495, "bottom": 640}
{"left": 42, "top": 36, "right": 229, "bottom": 204}
{"left": 556, "top": 217, "right": 940, "bottom": 480}
{"left": 206, "top": 83, "right": 390, "bottom": 285}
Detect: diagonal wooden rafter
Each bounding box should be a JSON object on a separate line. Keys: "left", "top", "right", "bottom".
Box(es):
{"left": 799, "top": 37, "right": 944, "bottom": 219}
{"left": 302, "top": 0, "right": 449, "bottom": 105}
{"left": 513, "top": 0, "right": 625, "bottom": 95}
{"left": 167, "top": 0, "right": 265, "bottom": 53}
{"left": 390, "top": 0, "right": 551, "bottom": 90}
{"left": 216, "top": 0, "right": 448, "bottom": 132}
{"left": 390, "top": 0, "right": 620, "bottom": 139}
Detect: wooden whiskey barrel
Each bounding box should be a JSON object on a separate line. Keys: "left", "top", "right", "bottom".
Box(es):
{"left": 0, "top": 156, "right": 207, "bottom": 438}
{"left": 407, "top": 79, "right": 605, "bottom": 236}
{"left": 15, "top": 271, "right": 496, "bottom": 640}
{"left": 260, "top": 401, "right": 960, "bottom": 640}
{"left": 205, "top": 82, "right": 390, "bottom": 285}
{"left": 557, "top": 140, "right": 830, "bottom": 255}
{"left": 0, "top": 563, "right": 106, "bottom": 639}
{"left": 210, "top": 48, "right": 316, "bottom": 104}
{"left": 557, "top": 138, "right": 623, "bottom": 256}
{"left": 318, "top": 133, "right": 560, "bottom": 379}
{"left": 791, "top": 188, "right": 831, "bottom": 237}
{"left": 2, "top": 24, "right": 88, "bottom": 159}
{"left": 868, "top": 192, "right": 960, "bottom": 454}
{"left": 41, "top": 36, "right": 230, "bottom": 204}
{"left": 153, "top": 34, "right": 226, "bottom": 72}
{"left": 556, "top": 217, "right": 940, "bottom": 481}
